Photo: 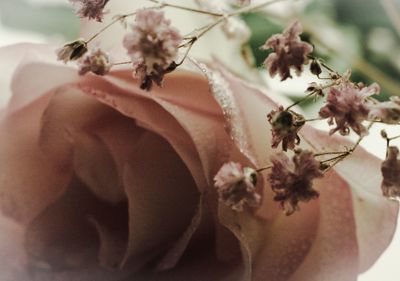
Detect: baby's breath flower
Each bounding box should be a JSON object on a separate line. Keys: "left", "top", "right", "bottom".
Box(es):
{"left": 123, "top": 9, "right": 182, "bottom": 91}
{"left": 214, "top": 162, "right": 261, "bottom": 212}
{"left": 78, "top": 48, "right": 112, "bottom": 76}
{"left": 381, "top": 146, "right": 400, "bottom": 198}
{"left": 56, "top": 39, "right": 88, "bottom": 63}
{"left": 261, "top": 21, "right": 313, "bottom": 81}
{"left": 369, "top": 96, "right": 400, "bottom": 124}
{"left": 69, "top": 0, "right": 109, "bottom": 22}
{"left": 268, "top": 149, "right": 323, "bottom": 215}
{"left": 267, "top": 106, "right": 305, "bottom": 151}
{"left": 319, "top": 82, "right": 380, "bottom": 136}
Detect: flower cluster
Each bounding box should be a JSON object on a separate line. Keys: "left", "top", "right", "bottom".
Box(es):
{"left": 268, "top": 149, "right": 323, "bottom": 215}
{"left": 69, "top": 0, "right": 110, "bottom": 22}
{"left": 381, "top": 146, "right": 400, "bottom": 198}
{"left": 214, "top": 162, "right": 261, "bottom": 211}
{"left": 260, "top": 21, "right": 313, "bottom": 81}
{"left": 267, "top": 106, "right": 305, "bottom": 151}
{"left": 78, "top": 48, "right": 112, "bottom": 76}
{"left": 123, "top": 9, "right": 182, "bottom": 90}
{"left": 319, "top": 82, "right": 380, "bottom": 136}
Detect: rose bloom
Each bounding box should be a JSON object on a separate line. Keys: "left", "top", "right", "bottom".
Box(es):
{"left": 0, "top": 1, "right": 398, "bottom": 280}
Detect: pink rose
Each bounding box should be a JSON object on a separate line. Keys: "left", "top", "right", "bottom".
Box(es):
{"left": 0, "top": 43, "right": 397, "bottom": 281}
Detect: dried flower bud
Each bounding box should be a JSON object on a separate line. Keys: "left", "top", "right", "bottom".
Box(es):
{"left": 319, "top": 82, "right": 380, "bottom": 136}
{"left": 78, "top": 48, "right": 112, "bottom": 76}
{"left": 56, "top": 39, "right": 88, "bottom": 63}
{"left": 260, "top": 21, "right": 313, "bottom": 81}
{"left": 214, "top": 162, "right": 261, "bottom": 212}
{"left": 267, "top": 106, "right": 305, "bottom": 151}
{"left": 381, "top": 146, "right": 400, "bottom": 198}
{"left": 268, "top": 149, "right": 323, "bottom": 215}
{"left": 123, "top": 9, "right": 182, "bottom": 91}
{"left": 306, "top": 82, "right": 324, "bottom": 97}
{"left": 310, "top": 59, "right": 322, "bottom": 76}
{"left": 369, "top": 96, "right": 400, "bottom": 124}
{"left": 69, "top": 0, "right": 109, "bottom": 22}
{"left": 381, "top": 129, "right": 388, "bottom": 139}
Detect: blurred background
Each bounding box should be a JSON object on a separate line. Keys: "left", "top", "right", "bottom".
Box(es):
{"left": 0, "top": 0, "right": 399, "bottom": 280}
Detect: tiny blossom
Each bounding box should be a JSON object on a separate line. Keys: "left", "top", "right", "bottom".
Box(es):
{"left": 267, "top": 106, "right": 305, "bottom": 151}
{"left": 260, "top": 21, "right": 313, "bottom": 81}
{"left": 69, "top": 0, "right": 109, "bottom": 22}
{"left": 123, "top": 9, "right": 182, "bottom": 91}
{"left": 369, "top": 96, "right": 400, "bottom": 124}
{"left": 381, "top": 146, "right": 400, "bottom": 198}
{"left": 214, "top": 162, "right": 261, "bottom": 212}
{"left": 268, "top": 149, "right": 323, "bottom": 215}
{"left": 319, "top": 82, "right": 380, "bottom": 136}
{"left": 56, "top": 39, "right": 88, "bottom": 63}
{"left": 78, "top": 48, "right": 112, "bottom": 76}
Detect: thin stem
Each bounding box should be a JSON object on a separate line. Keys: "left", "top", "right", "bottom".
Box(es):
{"left": 86, "top": 12, "right": 137, "bottom": 43}
{"left": 324, "top": 122, "right": 374, "bottom": 172}
{"left": 314, "top": 151, "right": 349, "bottom": 157}
{"left": 388, "top": 134, "right": 400, "bottom": 141}
{"left": 230, "top": 0, "right": 289, "bottom": 16}
{"left": 304, "top": 117, "right": 323, "bottom": 122}
{"left": 256, "top": 166, "right": 272, "bottom": 173}
{"left": 112, "top": 61, "right": 132, "bottom": 66}
{"left": 147, "top": 0, "right": 224, "bottom": 16}
{"left": 286, "top": 91, "right": 316, "bottom": 110}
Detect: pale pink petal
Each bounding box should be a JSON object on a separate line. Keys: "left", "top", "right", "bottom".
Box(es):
{"left": 288, "top": 171, "right": 358, "bottom": 281}
{"left": 0, "top": 96, "right": 72, "bottom": 224}
{"left": 0, "top": 214, "right": 29, "bottom": 280}
{"left": 25, "top": 176, "right": 132, "bottom": 281}
{"left": 301, "top": 126, "right": 399, "bottom": 273}
{"left": 122, "top": 132, "right": 199, "bottom": 266}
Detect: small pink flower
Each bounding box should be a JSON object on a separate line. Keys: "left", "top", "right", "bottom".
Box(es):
{"left": 123, "top": 9, "right": 182, "bottom": 90}
{"left": 69, "top": 0, "right": 109, "bottom": 22}
{"left": 381, "top": 146, "right": 400, "bottom": 198}
{"left": 268, "top": 149, "right": 323, "bottom": 215}
{"left": 319, "top": 83, "right": 380, "bottom": 136}
{"left": 369, "top": 96, "right": 400, "bottom": 124}
{"left": 78, "top": 48, "right": 111, "bottom": 76}
{"left": 267, "top": 106, "right": 305, "bottom": 151}
{"left": 214, "top": 162, "right": 260, "bottom": 211}
{"left": 261, "top": 21, "right": 313, "bottom": 81}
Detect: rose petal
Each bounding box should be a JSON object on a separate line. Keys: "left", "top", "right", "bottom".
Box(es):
{"left": 122, "top": 131, "right": 199, "bottom": 266}
{"left": 288, "top": 171, "right": 358, "bottom": 281}
{"left": 25, "top": 176, "right": 131, "bottom": 281}
{"left": 0, "top": 96, "right": 71, "bottom": 223}
{"left": 0, "top": 213, "right": 29, "bottom": 280}
{"left": 301, "top": 126, "right": 399, "bottom": 273}
{"left": 0, "top": 44, "right": 57, "bottom": 111}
